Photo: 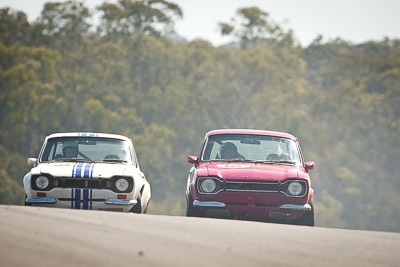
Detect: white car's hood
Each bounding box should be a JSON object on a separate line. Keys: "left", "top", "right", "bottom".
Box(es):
{"left": 31, "top": 162, "right": 129, "bottom": 179}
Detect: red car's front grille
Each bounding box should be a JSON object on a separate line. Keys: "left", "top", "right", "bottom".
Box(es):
{"left": 226, "top": 202, "right": 248, "bottom": 206}
{"left": 224, "top": 181, "right": 279, "bottom": 192}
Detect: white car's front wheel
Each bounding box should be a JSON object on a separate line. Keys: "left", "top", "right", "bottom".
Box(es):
{"left": 130, "top": 194, "right": 142, "bottom": 213}
{"left": 24, "top": 195, "right": 31, "bottom": 206}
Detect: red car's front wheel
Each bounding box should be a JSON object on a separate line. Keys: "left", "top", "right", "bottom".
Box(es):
{"left": 292, "top": 201, "right": 315, "bottom": 226}
{"left": 186, "top": 192, "right": 201, "bottom": 217}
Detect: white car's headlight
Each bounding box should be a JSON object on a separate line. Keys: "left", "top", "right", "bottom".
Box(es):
{"left": 115, "top": 178, "right": 129, "bottom": 192}
{"left": 35, "top": 176, "right": 49, "bottom": 190}
{"left": 288, "top": 181, "right": 303, "bottom": 196}
{"left": 200, "top": 179, "right": 217, "bottom": 193}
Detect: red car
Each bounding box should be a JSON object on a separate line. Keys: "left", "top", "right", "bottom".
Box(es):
{"left": 186, "top": 129, "right": 315, "bottom": 226}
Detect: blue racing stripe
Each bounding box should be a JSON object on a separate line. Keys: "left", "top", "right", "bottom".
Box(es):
{"left": 72, "top": 163, "right": 77, "bottom": 177}
{"left": 83, "top": 163, "right": 91, "bottom": 178}
{"left": 71, "top": 189, "right": 74, "bottom": 209}
{"left": 75, "top": 163, "right": 84, "bottom": 178}
{"left": 83, "top": 189, "right": 89, "bottom": 210}
{"left": 90, "top": 164, "right": 95, "bottom": 178}
{"left": 75, "top": 189, "right": 81, "bottom": 209}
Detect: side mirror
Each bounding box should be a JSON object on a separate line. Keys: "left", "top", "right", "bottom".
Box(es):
{"left": 305, "top": 161, "right": 315, "bottom": 171}
{"left": 27, "top": 158, "right": 37, "bottom": 166}
{"left": 187, "top": 155, "right": 198, "bottom": 164}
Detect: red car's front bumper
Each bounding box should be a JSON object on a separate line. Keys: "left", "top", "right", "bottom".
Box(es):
{"left": 191, "top": 191, "right": 311, "bottom": 220}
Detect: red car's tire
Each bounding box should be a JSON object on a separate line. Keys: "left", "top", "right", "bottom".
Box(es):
{"left": 292, "top": 201, "right": 315, "bottom": 226}
{"left": 186, "top": 193, "right": 201, "bottom": 217}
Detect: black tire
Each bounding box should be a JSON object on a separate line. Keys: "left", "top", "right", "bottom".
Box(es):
{"left": 292, "top": 202, "right": 315, "bottom": 226}
{"left": 130, "top": 197, "right": 142, "bottom": 213}
{"left": 186, "top": 193, "right": 200, "bottom": 217}
{"left": 24, "top": 195, "right": 31, "bottom": 206}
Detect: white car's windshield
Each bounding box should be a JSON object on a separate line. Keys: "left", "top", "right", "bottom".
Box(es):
{"left": 201, "top": 134, "right": 302, "bottom": 165}
{"left": 40, "top": 137, "right": 132, "bottom": 163}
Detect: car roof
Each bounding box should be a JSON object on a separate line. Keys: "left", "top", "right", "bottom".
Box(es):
{"left": 205, "top": 129, "right": 297, "bottom": 140}
{"left": 45, "top": 132, "right": 131, "bottom": 142}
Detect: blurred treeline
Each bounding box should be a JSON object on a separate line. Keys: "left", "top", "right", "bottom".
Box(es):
{"left": 1, "top": 1, "right": 399, "bottom": 232}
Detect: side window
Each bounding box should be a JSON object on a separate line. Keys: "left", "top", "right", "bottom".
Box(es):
{"left": 286, "top": 140, "right": 301, "bottom": 164}
{"left": 42, "top": 141, "right": 63, "bottom": 161}
{"left": 44, "top": 143, "right": 55, "bottom": 161}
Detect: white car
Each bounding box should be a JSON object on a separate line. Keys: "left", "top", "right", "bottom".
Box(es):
{"left": 23, "top": 132, "right": 151, "bottom": 213}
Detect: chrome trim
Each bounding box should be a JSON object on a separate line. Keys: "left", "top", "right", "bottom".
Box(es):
{"left": 197, "top": 177, "right": 279, "bottom": 195}
{"left": 197, "top": 177, "right": 223, "bottom": 195}
{"left": 193, "top": 200, "right": 226, "bottom": 208}
{"left": 279, "top": 204, "right": 312, "bottom": 211}
{"left": 224, "top": 180, "right": 279, "bottom": 193}
{"left": 27, "top": 158, "right": 37, "bottom": 166}
{"left": 26, "top": 197, "right": 56, "bottom": 204}
{"left": 279, "top": 180, "right": 308, "bottom": 198}
{"left": 197, "top": 177, "right": 308, "bottom": 198}
{"left": 105, "top": 199, "right": 138, "bottom": 206}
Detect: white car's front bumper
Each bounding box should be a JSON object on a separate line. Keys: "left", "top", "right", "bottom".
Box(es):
{"left": 26, "top": 188, "right": 138, "bottom": 212}
{"left": 26, "top": 197, "right": 137, "bottom": 206}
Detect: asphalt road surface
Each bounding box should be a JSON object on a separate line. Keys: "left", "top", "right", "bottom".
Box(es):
{"left": 1, "top": 205, "right": 399, "bottom": 267}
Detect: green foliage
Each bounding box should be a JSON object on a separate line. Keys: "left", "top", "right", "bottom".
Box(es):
{"left": 218, "top": 7, "right": 294, "bottom": 48}
{"left": 0, "top": 3, "right": 399, "bottom": 233}
{"left": 302, "top": 38, "right": 400, "bottom": 232}
{"left": 0, "top": 169, "right": 25, "bottom": 205}
{"left": 97, "top": 0, "right": 182, "bottom": 38}
{"left": 0, "top": 146, "right": 26, "bottom": 205}
{"left": 36, "top": 0, "right": 91, "bottom": 49}
{"left": 218, "top": 22, "right": 234, "bottom": 36}
{"left": 0, "top": 8, "right": 32, "bottom": 46}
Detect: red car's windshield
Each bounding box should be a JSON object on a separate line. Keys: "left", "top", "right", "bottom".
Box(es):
{"left": 201, "top": 134, "right": 302, "bottom": 165}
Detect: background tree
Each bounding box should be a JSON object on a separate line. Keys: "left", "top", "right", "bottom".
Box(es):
{"left": 0, "top": 8, "right": 32, "bottom": 46}
{"left": 97, "top": 0, "right": 182, "bottom": 38}
{"left": 36, "top": 0, "right": 91, "bottom": 49}
{"left": 218, "top": 7, "right": 292, "bottom": 48}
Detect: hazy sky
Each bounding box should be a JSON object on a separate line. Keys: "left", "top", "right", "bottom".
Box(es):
{"left": 1, "top": 0, "right": 399, "bottom": 46}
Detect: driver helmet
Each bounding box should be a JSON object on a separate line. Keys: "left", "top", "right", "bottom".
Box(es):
{"left": 62, "top": 140, "right": 79, "bottom": 156}
{"left": 220, "top": 142, "right": 237, "bottom": 159}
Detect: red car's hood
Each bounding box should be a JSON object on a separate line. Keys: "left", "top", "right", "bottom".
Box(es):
{"left": 199, "top": 162, "right": 303, "bottom": 182}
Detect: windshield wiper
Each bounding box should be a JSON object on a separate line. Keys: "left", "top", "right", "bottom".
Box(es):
{"left": 49, "top": 158, "right": 91, "bottom": 163}
{"left": 277, "top": 160, "right": 297, "bottom": 165}
{"left": 254, "top": 159, "right": 296, "bottom": 165}
{"left": 222, "top": 158, "right": 253, "bottom": 162}
{"left": 103, "top": 159, "right": 127, "bottom": 163}
{"left": 92, "top": 159, "right": 128, "bottom": 163}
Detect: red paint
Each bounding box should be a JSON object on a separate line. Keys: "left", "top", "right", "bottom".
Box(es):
{"left": 186, "top": 129, "right": 315, "bottom": 223}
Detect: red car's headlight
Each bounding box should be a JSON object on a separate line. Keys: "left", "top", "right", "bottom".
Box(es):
{"left": 200, "top": 179, "right": 217, "bottom": 193}
{"left": 197, "top": 177, "right": 222, "bottom": 194}
{"left": 282, "top": 180, "right": 307, "bottom": 197}
{"left": 288, "top": 181, "right": 303, "bottom": 196}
